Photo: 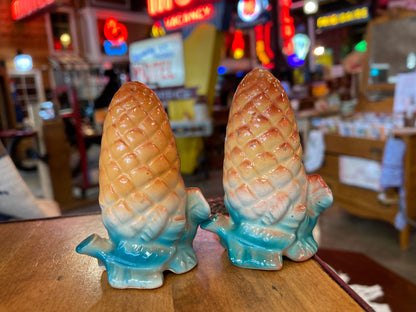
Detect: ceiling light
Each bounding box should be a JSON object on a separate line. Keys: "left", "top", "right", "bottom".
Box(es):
{"left": 14, "top": 54, "right": 33, "bottom": 71}
{"left": 304, "top": 0, "right": 318, "bottom": 15}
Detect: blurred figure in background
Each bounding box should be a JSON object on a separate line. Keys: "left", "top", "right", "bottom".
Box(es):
{"left": 94, "top": 69, "right": 121, "bottom": 127}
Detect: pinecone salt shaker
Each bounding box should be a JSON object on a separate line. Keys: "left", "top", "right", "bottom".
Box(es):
{"left": 201, "top": 69, "right": 333, "bottom": 270}
{"left": 76, "top": 82, "right": 210, "bottom": 289}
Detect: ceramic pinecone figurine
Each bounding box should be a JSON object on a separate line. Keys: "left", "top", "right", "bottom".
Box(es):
{"left": 76, "top": 81, "right": 210, "bottom": 289}
{"left": 201, "top": 68, "right": 333, "bottom": 270}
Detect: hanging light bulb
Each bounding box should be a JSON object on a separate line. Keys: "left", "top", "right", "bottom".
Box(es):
{"left": 304, "top": 0, "right": 318, "bottom": 15}
{"left": 60, "top": 33, "right": 71, "bottom": 49}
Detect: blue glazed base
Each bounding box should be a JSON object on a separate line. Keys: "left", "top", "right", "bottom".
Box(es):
{"left": 76, "top": 188, "right": 210, "bottom": 289}
{"left": 76, "top": 233, "right": 198, "bottom": 289}
{"left": 201, "top": 175, "right": 333, "bottom": 270}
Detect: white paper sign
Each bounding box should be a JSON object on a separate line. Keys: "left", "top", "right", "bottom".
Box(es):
{"left": 339, "top": 155, "right": 381, "bottom": 191}
{"left": 129, "top": 33, "right": 185, "bottom": 88}
{"left": 393, "top": 72, "right": 416, "bottom": 113}
{"left": 330, "top": 64, "right": 345, "bottom": 78}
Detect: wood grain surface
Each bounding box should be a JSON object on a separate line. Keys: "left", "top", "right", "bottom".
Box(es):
{"left": 0, "top": 214, "right": 365, "bottom": 312}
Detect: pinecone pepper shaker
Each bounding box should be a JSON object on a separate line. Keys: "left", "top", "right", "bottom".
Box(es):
{"left": 77, "top": 82, "right": 210, "bottom": 288}
{"left": 201, "top": 69, "right": 333, "bottom": 270}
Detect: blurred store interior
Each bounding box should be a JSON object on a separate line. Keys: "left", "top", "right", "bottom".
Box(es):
{"left": 1, "top": 0, "right": 416, "bottom": 308}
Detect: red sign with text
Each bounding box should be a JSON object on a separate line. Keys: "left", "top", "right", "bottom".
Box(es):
{"left": 163, "top": 4, "right": 214, "bottom": 30}
{"left": 148, "top": 0, "right": 218, "bottom": 18}
{"left": 131, "top": 60, "right": 176, "bottom": 83}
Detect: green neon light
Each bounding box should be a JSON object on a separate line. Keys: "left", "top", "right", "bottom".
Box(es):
{"left": 354, "top": 40, "right": 366, "bottom": 52}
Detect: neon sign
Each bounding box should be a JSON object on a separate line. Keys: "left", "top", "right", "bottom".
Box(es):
{"left": 292, "top": 34, "right": 310, "bottom": 61}
{"left": 354, "top": 40, "right": 366, "bottom": 52}
{"left": 163, "top": 4, "right": 214, "bottom": 30}
{"left": 217, "top": 66, "right": 226, "bottom": 75}
{"left": 104, "top": 17, "right": 128, "bottom": 45}
{"left": 279, "top": 0, "right": 294, "bottom": 56}
{"left": 242, "top": 0, "right": 256, "bottom": 15}
{"left": 104, "top": 41, "right": 127, "bottom": 56}
{"left": 236, "top": 0, "right": 271, "bottom": 28}
{"left": 232, "top": 30, "right": 245, "bottom": 59}
{"left": 148, "top": 0, "right": 174, "bottom": 17}
{"left": 103, "top": 17, "right": 128, "bottom": 56}
{"left": 316, "top": 5, "right": 370, "bottom": 31}
{"left": 151, "top": 21, "right": 166, "bottom": 37}
{"left": 287, "top": 54, "right": 304, "bottom": 67}
{"left": 254, "top": 22, "right": 274, "bottom": 68}
{"left": 238, "top": 0, "right": 261, "bottom": 22}
{"left": 148, "top": 0, "right": 211, "bottom": 18}
{"left": 11, "top": 0, "right": 56, "bottom": 21}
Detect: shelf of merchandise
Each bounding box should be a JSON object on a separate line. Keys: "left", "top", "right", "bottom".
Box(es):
{"left": 316, "top": 133, "right": 416, "bottom": 249}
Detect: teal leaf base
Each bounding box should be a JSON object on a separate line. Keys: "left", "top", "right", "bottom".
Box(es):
{"left": 201, "top": 174, "right": 333, "bottom": 270}
{"left": 76, "top": 187, "right": 210, "bottom": 289}
{"left": 76, "top": 234, "right": 198, "bottom": 289}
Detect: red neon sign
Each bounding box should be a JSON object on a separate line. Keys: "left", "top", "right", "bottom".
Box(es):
{"left": 148, "top": 0, "right": 173, "bottom": 17}
{"left": 279, "top": 0, "right": 294, "bottom": 55}
{"left": 163, "top": 4, "right": 214, "bottom": 30}
{"left": 243, "top": 0, "right": 256, "bottom": 15}
{"left": 231, "top": 30, "right": 245, "bottom": 59}
{"left": 148, "top": 0, "right": 217, "bottom": 18}
{"left": 254, "top": 22, "right": 274, "bottom": 68}
{"left": 11, "top": 0, "right": 56, "bottom": 21}
{"left": 175, "top": 0, "right": 192, "bottom": 6}
{"left": 104, "top": 17, "right": 128, "bottom": 45}
{"left": 264, "top": 21, "right": 274, "bottom": 60}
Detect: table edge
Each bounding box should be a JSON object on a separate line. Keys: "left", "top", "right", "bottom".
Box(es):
{"left": 313, "top": 254, "right": 374, "bottom": 312}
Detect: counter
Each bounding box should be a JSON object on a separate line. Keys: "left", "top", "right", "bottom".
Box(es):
{"left": 0, "top": 214, "right": 370, "bottom": 311}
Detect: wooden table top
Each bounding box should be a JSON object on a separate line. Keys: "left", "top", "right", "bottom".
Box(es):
{"left": 0, "top": 214, "right": 369, "bottom": 312}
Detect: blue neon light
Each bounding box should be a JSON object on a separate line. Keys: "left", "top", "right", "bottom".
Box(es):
{"left": 293, "top": 34, "right": 310, "bottom": 60}
{"left": 217, "top": 66, "right": 227, "bottom": 75}
{"left": 237, "top": 0, "right": 269, "bottom": 22}
{"left": 287, "top": 54, "right": 304, "bottom": 67}
{"left": 104, "top": 40, "right": 128, "bottom": 56}
{"left": 370, "top": 68, "right": 379, "bottom": 77}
